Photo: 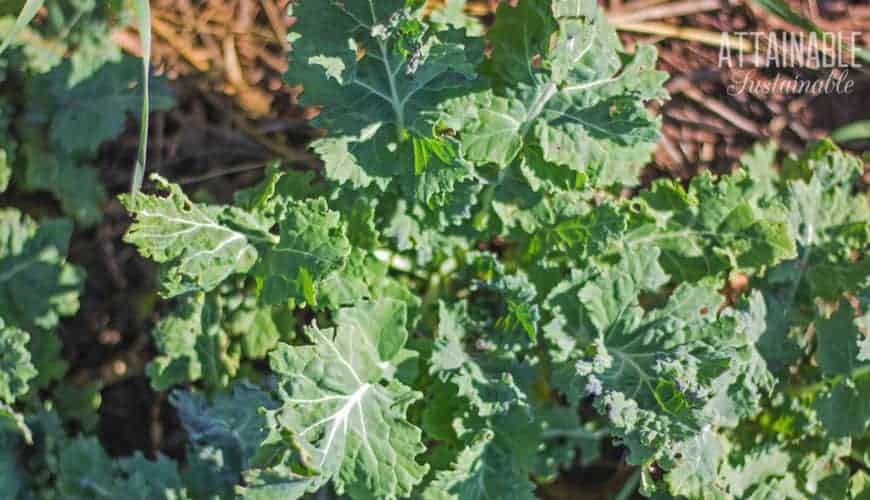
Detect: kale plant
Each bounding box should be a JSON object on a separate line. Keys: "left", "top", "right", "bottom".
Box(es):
{"left": 0, "top": 1, "right": 869, "bottom": 499}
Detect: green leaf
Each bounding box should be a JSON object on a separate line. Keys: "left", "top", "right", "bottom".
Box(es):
{"left": 816, "top": 300, "right": 865, "bottom": 378}
{"left": 442, "top": 0, "right": 666, "bottom": 186}
{"left": 146, "top": 292, "right": 239, "bottom": 391}
{"left": 0, "top": 207, "right": 80, "bottom": 390}
{"left": 54, "top": 437, "right": 118, "bottom": 499}
{"left": 20, "top": 137, "right": 106, "bottom": 226}
{"left": 558, "top": 169, "right": 796, "bottom": 281}
{"left": 288, "top": 0, "right": 482, "bottom": 191}
{"left": 255, "top": 197, "right": 351, "bottom": 307}
{"left": 704, "top": 291, "right": 776, "bottom": 426}
{"left": 31, "top": 56, "right": 174, "bottom": 155}
{"left": 0, "top": 402, "right": 31, "bottom": 444}
{"left": 66, "top": 27, "right": 123, "bottom": 86}
{"left": 0, "top": 17, "right": 64, "bottom": 74}
{"left": 0, "top": 209, "right": 83, "bottom": 330}
{"left": 0, "top": 320, "right": 36, "bottom": 405}
{"left": 318, "top": 249, "right": 420, "bottom": 317}
{"left": 718, "top": 445, "right": 802, "bottom": 498}
{"left": 422, "top": 429, "right": 536, "bottom": 500}
{"left": 545, "top": 248, "right": 747, "bottom": 464}
{"left": 850, "top": 471, "right": 870, "bottom": 499}
{"left": 334, "top": 299, "right": 408, "bottom": 361}
{"left": 738, "top": 142, "right": 780, "bottom": 195}
{"left": 224, "top": 294, "right": 289, "bottom": 360}
{"left": 172, "top": 383, "right": 278, "bottom": 497}
{"left": 0, "top": 319, "right": 36, "bottom": 442}
{"left": 757, "top": 142, "right": 870, "bottom": 371}
{"left": 813, "top": 300, "right": 870, "bottom": 438}
{"left": 237, "top": 470, "right": 312, "bottom": 500}
{"left": 662, "top": 428, "right": 725, "bottom": 497}
{"left": 121, "top": 174, "right": 259, "bottom": 297}
{"left": 0, "top": 430, "right": 23, "bottom": 497}
{"left": 54, "top": 437, "right": 188, "bottom": 499}
{"left": 429, "top": 0, "right": 484, "bottom": 36}
{"left": 27, "top": 328, "right": 66, "bottom": 389}
{"left": 533, "top": 405, "right": 603, "bottom": 480}
{"left": 262, "top": 299, "right": 428, "bottom": 499}
{"left": 52, "top": 380, "right": 102, "bottom": 432}
{"left": 117, "top": 452, "right": 190, "bottom": 500}
{"left": 815, "top": 375, "right": 870, "bottom": 439}
{"left": 430, "top": 301, "right": 527, "bottom": 418}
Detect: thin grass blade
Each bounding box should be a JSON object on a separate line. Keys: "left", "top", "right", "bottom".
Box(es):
{"left": 832, "top": 120, "right": 870, "bottom": 144}
{"left": 130, "top": 0, "right": 152, "bottom": 195}
{"left": 749, "top": 0, "right": 822, "bottom": 35}
{"left": 0, "top": 0, "right": 46, "bottom": 55}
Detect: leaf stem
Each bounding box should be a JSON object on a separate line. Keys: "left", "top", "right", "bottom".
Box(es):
{"left": 614, "top": 468, "right": 641, "bottom": 500}
{"left": 519, "top": 82, "right": 558, "bottom": 137}
{"left": 58, "top": 7, "right": 87, "bottom": 40}
{"left": 540, "top": 427, "right": 608, "bottom": 440}
{"left": 378, "top": 41, "right": 405, "bottom": 140}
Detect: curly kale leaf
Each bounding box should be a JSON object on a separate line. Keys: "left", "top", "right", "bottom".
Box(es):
{"left": 124, "top": 173, "right": 356, "bottom": 308}
{"left": 171, "top": 383, "right": 278, "bottom": 498}
{"left": 121, "top": 175, "right": 260, "bottom": 297}
{"left": 0, "top": 209, "right": 83, "bottom": 330}
{"left": 422, "top": 424, "right": 537, "bottom": 500}
{"left": 430, "top": 300, "right": 528, "bottom": 420}
{"left": 0, "top": 319, "right": 37, "bottom": 442}
{"left": 254, "top": 197, "right": 351, "bottom": 307}
{"left": 545, "top": 248, "right": 773, "bottom": 465}
{"left": 19, "top": 136, "right": 106, "bottom": 227}
{"left": 0, "top": 209, "right": 82, "bottom": 388}
{"left": 148, "top": 278, "right": 297, "bottom": 392}
{"left": 423, "top": 299, "right": 572, "bottom": 500}
{"left": 52, "top": 438, "right": 189, "bottom": 499}
{"left": 248, "top": 299, "right": 427, "bottom": 499}
{"left": 28, "top": 56, "right": 174, "bottom": 155}
{"left": 441, "top": 0, "right": 666, "bottom": 187}
{"left": 537, "top": 168, "right": 796, "bottom": 280}
{"left": 813, "top": 298, "right": 870, "bottom": 438}
{"left": 0, "top": 0, "right": 128, "bottom": 81}
{"left": 754, "top": 141, "right": 870, "bottom": 371}
{"left": 288, "top": 0, "right": 482, "bottom": 195}
{"left": 147, "top": 292, "right": 240, "bottom": 392}
{"left": 0, "top": 320, "right": 36, "bottom": 406}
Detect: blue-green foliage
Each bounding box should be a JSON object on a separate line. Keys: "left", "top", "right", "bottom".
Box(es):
{"left": 2, "top": 1, "right": 870, "bottom": 499}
